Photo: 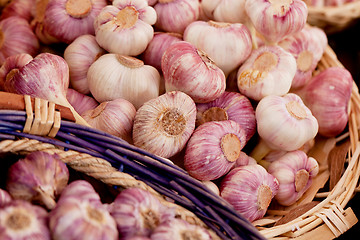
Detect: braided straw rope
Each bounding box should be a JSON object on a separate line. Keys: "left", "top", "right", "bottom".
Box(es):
{"left": 306, "top": 1, "right": 360, "bottom": 33}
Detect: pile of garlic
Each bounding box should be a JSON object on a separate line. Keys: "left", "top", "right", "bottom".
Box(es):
{"left": 0, "top": 151, "right": 212, "bottom": 240}
{"left": 0, "top": 0, "right": 355, "bottom": 223}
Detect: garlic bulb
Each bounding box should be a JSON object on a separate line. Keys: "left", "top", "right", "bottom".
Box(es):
{"left": 183, "top": 20, "right": 253, "bottom": 77}
{"left": 220, "top": 164, "right": 279, "bottom": 222}
{"left": 39, "top": 0, "right": 107, "bottom": 44}
{"left": 153, "top": 0, "right": 200, "bottom": 34}
{"left": 201, "top": 0, "right": 248, "bottom": 24}
{"left": 94, "top": 0, "right": 156, "bottom": 56}
{"left": 110, "top": 187, "right": 176, "bottom": 238}
{"left": 0, "top": 200, "right": 50, "bottom": 240}
{"left": 0, "top": 53, "right": 33, "bottom": 90}
{"left": 66, "top": 88, "right": 99, "bottom": 115}
{"left": 0, "top": 0, "right": 34, "bottom": 22}
{"left": 267, "top": 150, "right": 319, "bottom": 206}
{"left": 150, "top": 218, "right": 212, "bottom": 240}
{"left": 64, "top": 34, "right": 106, "bottom": 95}
{"left": 245, "top": 0, "right": 308, "bottom": 44}
{"left": 141, "top": 32, "right": 183, "bottom": 72}
{"left": 201, "top": 181, "right": 220, "bottom": 196}
{"left": 237, "top": 45, "right": 297, "bottom": 101}
{"left": 251, "top": 93, "right": 318, "bottom": 161}
{"left": 0, "top": 16, "right": 39, "bottom": 65}
{"left": 88, "top": 54, "right": 160, "bottom": 109}
{"left": 278, "top": 27, "right": 325, "bottom": 89}
{"left": 132, "top": 91, "right": 196, "bottom": 158}
{"left": 302, "top": 25, "right": 328, "bottom": 52}
{"left": 162, "top": 41, "right": 226, "bottom": 103}
{"left": 0, "top": 188, "right": 11, "bottom": 208}
{"left": 49, "top": 190, "right": 118, "bottom": 240}
{"left": 195, "top": 91, "right": 256, "bottom": 142}
{"left": 81, "top": 98, "right": 136, "bottom": 143}
{"left": 58, "top": 180, "right": 102, "bottom": 205}
{"left": 6, "top": 151, "right": 69, "bottom": 210}
{"left": 184, "top": 120, "right": 247, "bottom": 181}
{"left": 295, "top": 67, "right": 353, "bottom": 137}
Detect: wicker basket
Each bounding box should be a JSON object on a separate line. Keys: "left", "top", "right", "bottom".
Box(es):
{"left": 0, "top": 45, "right": 359, "bottom": 239}
{"left": 306, "top": 1, "right": 360, "bottom": 34}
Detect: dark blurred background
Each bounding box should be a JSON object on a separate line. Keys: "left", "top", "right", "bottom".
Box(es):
{"left": 326, "top": 20, "right": 360, "bottom": 239}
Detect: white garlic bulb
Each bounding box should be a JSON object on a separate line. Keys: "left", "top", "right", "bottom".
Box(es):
{"left": 132, "top": 91, "right": 196, "bottom": 158}
{"left": 201, "top": 0, "right": 248, "bottom": 24}
{"left": 87, "top": 54, "right": 160, "bottom": 109}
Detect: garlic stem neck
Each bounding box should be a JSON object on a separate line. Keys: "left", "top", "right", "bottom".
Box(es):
{"left": 257, "top": 184, "right": 272, "bottom": 211}
{"left": 87, "top": 205, "right": 104, "bottom": 223}
{"left": 6, "top": 210, "right": 31, "bottom": 230}
{"left": 0, "top": 29, "right": 4, "bottom": 49}
{"left": 208, "top": 20, "right": 231, "bottom": 28}
{"left": 197, "top": 49, "right": 216, "bottom": 70}
{"left": 250, "top": 138, "right": 272, "bottom": 162}
{"left": 115, "top": 6, "right": 139, "bottom": 29}
{"left": 5, "top": 69, "right": 19, "bottom": 82}
{"left": 159, "top": 109, "right": 186, "bottom": 136}
{"left": 201, "top": 107, "right": 228, "bottom": 124}
{"left": 295, "top": 169, "right": 309, "bottom": 192}
{"left": 268, "top": 0, "right": 293, "bottom": 17}
{"left": 66, "top": 0, "right": 92, "bottom": 19}
{"left": 286, "top": 101, "right": 307, "bottom": 120}
{"left": 38, "top": 190, "right": 57, "bottom": 210}
{"left": 116, "top": 55, "right": 144, "bottom": 68}
{"left": 91, "top": 102, "right": 107, "bottom": 118}
{"left": 297, "top": 50, "right": 313, "bottom": 72}
{"left": 221, "top": 133, "right": 242, "bottom": 162}
{"left": 253, "top": 52, "right": 278, "bottom": 73}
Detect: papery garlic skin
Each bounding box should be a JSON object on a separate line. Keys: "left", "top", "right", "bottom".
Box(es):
{"left": 59, "top": 180, "right": 102, "bottom": 204}
{"left": 256, "top": 93, "right": 318, "bottom": 152}
{"left": 0, "top": 188, "right": 12, "bottom": 208}
{"left": 82, "top": 98, "right": 136, "bottom": 143}
{"left": 49, "top": 195, "right": 118, "bottom": 240}
{"left": 154, "top": 0, "right": 200, "bottom": 34}
{"left": 6, "top": 151, "right": 69, "bottom": 210}
{"left": 132, "top": 91, "right": 196, "bottom": 158}
{"left": 162, "top": 41, "right": 226, "bottom": 103}
{"left": 278, "top": 27, "right": 325, "bottom": 89}
{"left": 0, "top": 53, "right": 33, "bottom": 90}
{"left": 237, "top": 45, "right": 296, "bottom": 101}
{"left": 94, "top": 0, "right": 156, "bottom": 56}
{"left": 184, "top": 120, "right": 247, "bottom": 181}
{"left": 196, "top": 91, "right": 256, "bottom": 142}
{"left": 245, "top": 0, "right": 308, "bottom": 44}
{"left": 268, "top": 150, "right": 319, "bottom": 206}
{"left": 64, "top": 34, "right": 106, "bottom": 95}
{"left": 220, "top": 164, "right": 279, "bottom": 222}
{"left": 141, "top": 32, "right": 183, "bottom": 72}
{"left": 66, "top": 88, "right": 99, "bottom": 115}
{"left": 150, "top": 218, "right": 212, "bottom": 240}
{"left": 0, "top": 16, "right": 39, "bottom": 65}
{"left": 184, "top": 20, "right": 252, "bottom": 77}
{"left": 88, "top": 54, "right": 160, "bottom": 109}
{"left": 201, "top": 0, "right": 248, "bottom": 24}
{"left": 40, "top": 0, "right": 107, "bottom": 44}
{"left": 296, "top": 67, "right": 353, "bottom": 137}
{"left": 0, "top": 200, "right": 50, "bottom": 240}
{"left": 110, "top": 188, "right": 175, "bottom": 238}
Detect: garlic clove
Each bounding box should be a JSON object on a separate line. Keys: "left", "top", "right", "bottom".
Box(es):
{"left": 162, "top": 41, "right": 226, "bottom": 103}
{"left": 183, "top": 20, "right": 253, "bottom": 77}
{"left": 0, "top": 200, "right": 50, "bottom": 240}
{"left": 81, "top": 98, "right": 136, "bottom": 143}
{"left": 237, "top": 45, "right": 297, "bottom": 101}
{"left": 110, "top": 187, "right": 176, "bottom": 238}
{"left": 153, "top": 0, "right": 200, "bottom": 34}
{"left": 245, "top": 0, "right": 308, "bottom": 44}
{"left": 132, "top": 91, "right": 196, "bottom": 158}
{"left": 184, "top": 120, "right": 247, "bottom": 181}
{"left": 66, "top": 88, "right": 99, "bottom": 115}
{"left": 220, "top": 164, "right": 279, "bottom": 222}
{"left": 87, "top": 54, "right": 161, "bottom": 109}
{"left": 64, "top": 34, "right": 106, "bottom": 95}
{"left": 195, "top": 91, "right": 256, "bottom": 142}
{"left": 267, "top": 150, "right": 319, "bottom": 206}
{"left": 0, "top": 16, "right": 39, "bottom": 65}
{"left": 94, "top": 0, "right": 156, "bottom": 56}
{"left": 150, "top": 218, "right": 212, "bottom": 240}
{"left": 6, "top": 151, "right": 69, "bottom": 210}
